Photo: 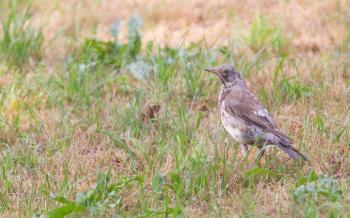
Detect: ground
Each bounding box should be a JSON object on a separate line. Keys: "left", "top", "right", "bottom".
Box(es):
{"left": 0, "top": 0, "right": 350, "bottom": 217}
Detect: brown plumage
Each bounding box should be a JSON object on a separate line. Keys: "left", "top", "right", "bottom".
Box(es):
{"left": 205, "top": 64, "right": 308, "bottom": 161}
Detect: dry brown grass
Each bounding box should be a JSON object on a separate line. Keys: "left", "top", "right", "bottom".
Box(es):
{"left": 33, "top": 0, "right": 349, "bottom": 52}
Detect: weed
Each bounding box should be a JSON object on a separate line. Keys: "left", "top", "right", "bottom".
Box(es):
{"left": 72, "top": 15, "right": 144, "bottom": 72}
{"left": 293, "top": 171, "right": 344, "bottom": 217}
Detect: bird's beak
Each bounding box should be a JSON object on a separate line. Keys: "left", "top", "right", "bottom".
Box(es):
{"left": 204, "top": 67, "right": 220, "bottom": 76}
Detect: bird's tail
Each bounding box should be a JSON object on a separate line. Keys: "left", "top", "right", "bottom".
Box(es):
{"left": 267, "top": 130, "right": 308, "bottom": 161}
{"left": 277, "top": 143, "right": 309, "bottom": 161}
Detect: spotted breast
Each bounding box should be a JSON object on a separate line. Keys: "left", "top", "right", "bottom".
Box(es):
{"left": 220, "top": 99, "right": 246, "bottom": 143}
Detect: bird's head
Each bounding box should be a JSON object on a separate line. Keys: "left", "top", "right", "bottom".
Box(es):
{"left": 205, "top": 64, "right": 244, "bottom": 86}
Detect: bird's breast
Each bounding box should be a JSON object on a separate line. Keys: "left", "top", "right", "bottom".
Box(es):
{"left": 220, "top": 109, "right": 244, "bottom": 142}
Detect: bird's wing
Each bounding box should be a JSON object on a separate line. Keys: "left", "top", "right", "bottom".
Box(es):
{"left": 223, "top": 90, "right": 278, "bottom": 130}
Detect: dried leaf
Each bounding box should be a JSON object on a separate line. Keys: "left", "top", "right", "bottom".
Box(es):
{"left": 142, "top": 104, "right": 160, "bottom": 124}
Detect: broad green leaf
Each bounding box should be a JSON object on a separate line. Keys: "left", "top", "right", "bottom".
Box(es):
{"left": 47, "top": 203, "right": 85, "bottom": 218}
{"left": 246, "top": 167, "right": 273, "bottom": 179}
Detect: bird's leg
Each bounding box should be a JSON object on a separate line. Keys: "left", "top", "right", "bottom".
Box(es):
{"left": 239, "top": 144, "right": 249, "bottom": 158}
{"left": 254, "top": 144, "right": 267, "bottom": 165}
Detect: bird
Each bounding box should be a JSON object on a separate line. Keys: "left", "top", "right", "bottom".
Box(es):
{"left": 205, "top": 64, "right": 308, "bottom": 162}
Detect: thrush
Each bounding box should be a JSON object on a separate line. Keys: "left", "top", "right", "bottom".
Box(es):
{"left": 205, "top": 64, "right": 308, "bottom": 162}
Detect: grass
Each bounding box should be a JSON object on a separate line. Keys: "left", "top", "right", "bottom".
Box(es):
{"left": 0, "top": 0, "right": 350, "bottom": 217}
{"left": 0, "top": 0, "right": 43, "bottom": 67}
{"left": 245, "top": 15, "right": 288, "bottom": 54}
